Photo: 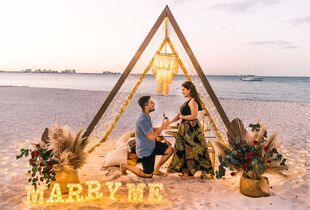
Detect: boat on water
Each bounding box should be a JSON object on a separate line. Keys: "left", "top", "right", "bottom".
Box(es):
{"left": 241, "top": 75, "right": 264, "bottom": 81}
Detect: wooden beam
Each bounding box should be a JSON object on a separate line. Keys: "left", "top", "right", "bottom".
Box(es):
{"left": 166, "top": 7, "right": 231, "bottom": 129}
{"left": 81, "top": 7, "right": 168, "bottom": 143}
{"left": 88, "top": 38, "right": 168, "bottom": 153}
{"left": 167, "top": 38, "right": 225, "bottom": 143}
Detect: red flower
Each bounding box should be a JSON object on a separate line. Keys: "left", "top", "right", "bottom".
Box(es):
{"left": 241, "top": 164, "right": 247, "bottom": 170}
{"left": 253, "top": 140, "right": 259, "bottom": 145}
{"left": 31, "top": 150, "right": 40, "bottom": 158}
{"left": 246, "top": 152, "right": 252, "bottom": 159}
{"left": 263, "top": 145, "right": 268, "bottom": 151}
{"left": 266, "top": 159, "right": 271, "bottom": 163}
{"left": 230, "top": 172, "right": 236, "bottom": 176}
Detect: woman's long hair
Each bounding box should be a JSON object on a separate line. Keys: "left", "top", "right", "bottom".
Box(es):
{"left": 182, "top": 81, "right": 202, "bottom": 111}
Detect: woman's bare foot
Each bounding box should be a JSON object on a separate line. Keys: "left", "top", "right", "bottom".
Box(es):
{"left": 178, "top": 172, "right": 185, "bottom": 177}
{"left": 153, "top": 170, "right": 168, "bottom": 177}
{"left": 120, "top": 163, "right": 127, "bottom": 175}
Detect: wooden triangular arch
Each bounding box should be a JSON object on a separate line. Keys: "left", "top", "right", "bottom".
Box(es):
{"left": 82, "top": 6, "right": 230, "bottom": 153}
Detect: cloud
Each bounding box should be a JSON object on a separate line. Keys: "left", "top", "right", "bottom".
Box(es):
{"left": 246, "top": 40, "right": 298, "bottom": 49}
{"left": 287, "top": 16, "right": 310, "bottom": 26}
{"left": 170, "top": 0, "right": 204, "bottom": 6}
{"left": 209, "top": 0, "right": 279, "bottom": 13}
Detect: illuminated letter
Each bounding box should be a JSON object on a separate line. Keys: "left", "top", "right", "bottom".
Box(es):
{"left": 126, "top": 183, "right": 145, "bottom": 202}
{"left": 47, "top": 183, "right": 64, "bottom": 203}
{"left": 66, "top": 183, "right": 83, "bottom": 202}
{"left": 25, "top": 185, "right": 46, "bottom": 204}
{"left": 148, "top": 183, "right": 163, "bottom": 202}
{"left": 85, "top": 181, "right": 102, "bottom": 200}
{"left": 106, "top": 182, "right": 121, "bottom": 200}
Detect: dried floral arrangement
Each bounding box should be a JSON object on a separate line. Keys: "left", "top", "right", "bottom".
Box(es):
{"left": 16, "top": 125, "right": 88, "bottom": 188}
{"left": 215, "top": 119, "right": 287, "bottom": 180}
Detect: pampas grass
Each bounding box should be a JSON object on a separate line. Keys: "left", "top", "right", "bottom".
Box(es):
{"left": 256, "top": 125, "right": 267, "bottom": 142}
{"left": 46, "top": 125, "right": 88, "bottom": 173}
{"left": 264, "top": 132, "right": 278, "bottom": 151}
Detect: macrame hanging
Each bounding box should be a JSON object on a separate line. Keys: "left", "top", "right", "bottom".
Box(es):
{"left": 152, "top": 17, "right": 179, "bottom": 96}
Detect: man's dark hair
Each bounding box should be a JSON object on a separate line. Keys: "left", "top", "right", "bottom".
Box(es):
{"left": 138, "top": 95, "right": 151, "bottom": 110}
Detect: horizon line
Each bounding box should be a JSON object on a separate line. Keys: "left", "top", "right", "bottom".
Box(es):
{"left": 0, "top": 71, "right": 309, "bottom": 78}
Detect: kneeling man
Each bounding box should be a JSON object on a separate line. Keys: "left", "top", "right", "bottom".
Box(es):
{"left": 121, "top": 96, "right": 173, "bottom": 178}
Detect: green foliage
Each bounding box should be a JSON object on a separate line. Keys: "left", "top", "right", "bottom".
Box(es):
{"left": 16, "top": 144, "right": 56, "bottom": 189}
{"left": 249, "top": 123, "right": 260, "bottom": 132}
{"left": 216, "top": 122, "right": 287, "bottom": 180}
{"left": 16, "top": 148, "right": 30, "bottom": 159}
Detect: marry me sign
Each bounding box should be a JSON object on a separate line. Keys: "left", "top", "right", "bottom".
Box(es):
{"left": 25, "top": 181, "right": 164, "bottom": 205}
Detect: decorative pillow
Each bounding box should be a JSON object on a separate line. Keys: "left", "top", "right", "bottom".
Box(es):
{"left": 126, "top": 136, "right": 135, "bottom": 143}
{"left": 127, "top": 137, "right": 136, "bottom": 154}
{"left": 115, "top": 130, "right": 135, "bottom": 150}
{"left": 103, "top": 147, "right": 128, "bottom": 167}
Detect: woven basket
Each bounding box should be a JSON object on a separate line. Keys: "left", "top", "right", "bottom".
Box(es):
{"left": 240, "top": 174, "right": 270, "bottom": 197}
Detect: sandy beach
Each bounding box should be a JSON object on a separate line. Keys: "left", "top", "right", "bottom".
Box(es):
{"left": 0, "top": 86, "right": 309, "bottom": 210}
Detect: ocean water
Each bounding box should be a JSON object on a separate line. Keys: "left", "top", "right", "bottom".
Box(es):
{"left": 0, "top": 72, "right": 309, "bottom": 103}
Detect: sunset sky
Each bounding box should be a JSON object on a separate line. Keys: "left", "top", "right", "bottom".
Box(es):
{"left": 0, "top": 0, "right": 309, "bottom": 76}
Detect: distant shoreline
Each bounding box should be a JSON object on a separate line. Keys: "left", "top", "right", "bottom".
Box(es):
{"left": 0, "top": 71, "right": 309, "bottom": 78}
{"left": 0, "top": 85, "right": 308, "bottom": 104}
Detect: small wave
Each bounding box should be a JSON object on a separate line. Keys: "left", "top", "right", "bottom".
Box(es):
{"left": 0, "top": 85, "right": 30, "bottom": 88}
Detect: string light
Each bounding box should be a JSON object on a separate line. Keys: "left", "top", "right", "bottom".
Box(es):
{"left": 167, "top": 37, "right": 227, "bottom": 144}
{"left": 88, "top": 38, "right": 167, "bottom": 153}
{"left": 126, "top": 183, "right": 145, "bottom": 202}
{"left": 106, "top": 181, "right": 121, "bottom": 200}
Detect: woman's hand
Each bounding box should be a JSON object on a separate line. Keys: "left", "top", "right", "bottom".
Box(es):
{"left": 169, "top": 113, "right": 181, "bottom": 124}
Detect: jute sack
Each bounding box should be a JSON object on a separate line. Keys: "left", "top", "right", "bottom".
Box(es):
{"left": 240, "top": 175, "right": 270, "bottom": 197}
{"left": 50, "top": 168, "right": 79, "bottom": 194}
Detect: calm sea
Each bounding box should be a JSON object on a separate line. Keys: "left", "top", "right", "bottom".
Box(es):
{"left": 0, "top": 73, "right": 309, "bottom": 103}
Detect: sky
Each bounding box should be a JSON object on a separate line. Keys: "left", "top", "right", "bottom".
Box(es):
{"left": 0, "top": 0, "right": 309, "bottom": 76}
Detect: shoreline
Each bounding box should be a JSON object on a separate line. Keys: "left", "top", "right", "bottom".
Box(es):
{"left": 1, "top": 85, "right": 309, "bottom": 105}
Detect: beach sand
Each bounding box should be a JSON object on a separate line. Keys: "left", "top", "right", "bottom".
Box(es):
{"left": 0, "top": 86, "right": 309, "bottom": 210}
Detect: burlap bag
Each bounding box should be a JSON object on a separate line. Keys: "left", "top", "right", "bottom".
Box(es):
{"left": 50, "top": 168, "right": 79, "bottom": 194}
{"left": 240, "top": 175, "right": 270, "bottom": 197}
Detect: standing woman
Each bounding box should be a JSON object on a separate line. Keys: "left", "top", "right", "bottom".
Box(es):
{"left": 167, "top": 81, "right": 213, "bottom": 177}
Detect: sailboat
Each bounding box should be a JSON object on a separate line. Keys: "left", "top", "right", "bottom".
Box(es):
{"left": 241, "top": 49, "right": 264, "bottom": 81}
